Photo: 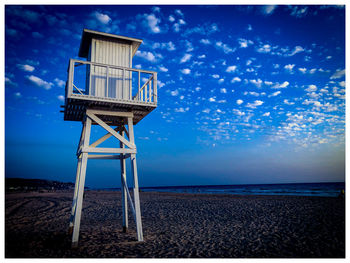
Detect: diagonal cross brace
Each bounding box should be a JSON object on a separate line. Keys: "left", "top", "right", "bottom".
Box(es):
{"left": 86, "top": 112, "right": 135, "bottom": 149}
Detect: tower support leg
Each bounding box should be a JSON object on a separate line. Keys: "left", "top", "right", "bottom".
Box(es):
{"left": 128, "top": 117, "right": 143, "bottom": 241}
{"left": 120, "top": 127, "right": 128, "bottom": 232}
{"left": 71, "top": 117, "right": 91, "bottom": 248}
{"left": 69, "top": 121, "right": 87, "bottom": 235}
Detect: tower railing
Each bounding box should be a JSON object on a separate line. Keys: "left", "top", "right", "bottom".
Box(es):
{"left": 66, "top": 59, "right": 157, "bottom": 105}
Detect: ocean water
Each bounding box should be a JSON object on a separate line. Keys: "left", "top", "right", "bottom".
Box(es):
{"left": 140, "top": 182, "right": 345, "bottom": 197}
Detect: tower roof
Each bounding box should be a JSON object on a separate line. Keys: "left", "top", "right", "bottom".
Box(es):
{"left": 78, "top": 29, "right": 143, "bottom": 58}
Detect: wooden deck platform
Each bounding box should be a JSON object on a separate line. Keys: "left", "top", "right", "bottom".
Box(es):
{"left": 63, "top": 94, "right": 156, "bottom": 125}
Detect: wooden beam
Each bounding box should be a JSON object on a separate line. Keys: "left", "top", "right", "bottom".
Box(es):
{"left": 81, "top": 147, "right": 136, "bottom": 154}
{"left": 86, "top": 112, "right": 135, "bottom": 149}
{"left": 86, "top": 109, "right": 133, "bottom": 118}
{"left": 88, "top": 154, "right": 121, "bottom": 160}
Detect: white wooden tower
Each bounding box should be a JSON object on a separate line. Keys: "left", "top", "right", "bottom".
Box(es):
{"left": 63, "top": 29, "right": 157, "bottom": 247}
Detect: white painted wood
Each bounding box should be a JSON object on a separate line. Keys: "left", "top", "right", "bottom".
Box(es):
{"left": 67, "top": 59, "right": 74, "bottom": 96}
{"left": 121, "top": 173, "right": 136, "bottom": 219}
{"left": 69, "top": 155, "right": 82, "bottom": 232}
{"left": 120, "top": 128, "right": 128, "bottom": 231}
{"left": 72, "top": 117, "right": 91, "bottom": 246}
{"left": 89, "top": 38, "right": 132, "bottom": 100}
{"left": 82, "top": 146, "right": 136, "bottom": 154}
{"left": 128, "top": 117, "right": 143, "bottom": 241}
{"left": 130, "top": 153, "right": 143, "bottom": 242}
{"left": 153, "top": 73, "right": 157, "bottom": 104}
{"left": 86, "top": 109, "right": 133, "bottom": 117}
{"left": 86, "top": 112, "right": 135, "bottom": 149}
{"left": 71, "top": 121, "right": 87, "bottom": 230}
{"left": 87, "top": 154, "right": 121, "bottom": 159}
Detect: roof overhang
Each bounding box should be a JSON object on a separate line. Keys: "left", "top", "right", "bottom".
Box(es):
{"left": 78, "top": 29, "right": 143, "bottom": 58}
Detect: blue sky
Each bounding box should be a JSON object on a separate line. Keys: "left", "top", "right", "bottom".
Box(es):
{"left": 5, "top": 5, "right": 345, "bottom": 188}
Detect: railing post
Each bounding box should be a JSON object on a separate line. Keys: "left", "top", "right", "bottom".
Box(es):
{"left": 67, "top": 59, "right": 75, "bottom": 97}
{"left": 137, "top": 71, "right": 140, "bottom": 101}
{"left": 106, "top": 66, "right": 109, "bottom": 98}
{"left": 153, "top": 72, "right": 157, "bottom": 104}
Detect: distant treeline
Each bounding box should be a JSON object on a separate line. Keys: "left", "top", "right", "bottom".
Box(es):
{"left": 5, "top": 178, "right": 76, "bottom": 192}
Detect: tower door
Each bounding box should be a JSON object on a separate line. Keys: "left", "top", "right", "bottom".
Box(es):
{"left": 88, "top": 38, "right": 132, "bottom": 100}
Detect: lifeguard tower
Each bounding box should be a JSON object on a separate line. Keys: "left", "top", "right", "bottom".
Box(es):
{"left": 62, "top": 29, "right": 157, "bottom": 247}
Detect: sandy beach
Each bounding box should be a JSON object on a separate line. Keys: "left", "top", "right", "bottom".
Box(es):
{"left": 5, "top": 190, "right": 345, "bottom": 258}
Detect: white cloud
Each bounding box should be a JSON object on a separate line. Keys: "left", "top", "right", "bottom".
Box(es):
{"left": 175, "top": 107, "right": 189, "bottom": 113}
{"left": 248, "top": 91, "right": 260, "bottom": 97}
{"left": 180, "top": 53, "right": 192, "bottom": 63}
{"left": 238, "top": 38, "right": 253, "bottom": 48}
{"left": 262, "top": 112, "right": 270, "bottom": 117}
{"left": 202, "top": 108, "right": 210, "bottom": 113}
{"left": 283, "top": 99, "right": 295, "bottom": 105}
{"left": 153, "top": 41, "right": 176, "bottom": 51}
{"left": 138, "top": 13, "right": 161, "bottom": 33}
{"left": 93, "top": 11, "right": 111, "bottom": 24}
{"left": 257, "top": 44, "right": 271, "bottom": 53}
{"left": 284, "top": 64, "right": 295, "bottom": 71}
{"left": 264, "top": 81, "right": 273, "bottom": 85}
{"left": 175, "top": 9, "right": 184, "bottom": 17}
{"left": 339, "top": 81, "right": 345, "bottom": 87}
{"left": 215, "top": 41, "right": 235, "bottom": 54}
{"left": 298, "top": 67, "right": 307, "bottom": 73}
{"left": 159, "top": 66, "right": 168, "bottom": 72}
{"left": 231, "top": 77, "right": 241, "bottom": 83}
{"left": 305, "top": 84, "right": 317, "bottom": 92}
{"left": 200, "top": 39, "right": 211, "bottom": 45}
{"left": 26, "top": 75, "right": 53, "bottom": 90}
{"left": 236, "top": 99, "right": 244, "bottom": 105}
{"left": 226, "top": 65, "right": 237, "bottom": 72}
{"left": 152, "top": 6, "right": 160, "bottom": 13}
{"left": 168, "top": 15, "right": 175, "bottom": 22}
{"left": 220, "top": 88, "right": 227, "bottom": 93}
{"left": 17, "top": 64, "right": 35, "bottom": 72}
{"left": 218, "top": 78, "right": 224, "bottom": 84}
{"left": 309, "top": 68, "right": 317, "bottom": 74}
{"left": 198, "top": 54, "right": 206, "bottom": 59}
{"left": 158, "top": 80, "right": 165, "bottom": 88}
{"left": 268, "top": 91, "right": 281, "bottom": 97}
{"left": 212, "top": 74, "right": 220, "bottom": 79}
{"left": 288, "top": 6, "right": 308, "bottom": 18}
{"left": 272, "top": 81, "right": 289, "bottom": 89}
{"left": 250, "top": 78, "right": 262, "bottom": 88}
{"left": 135, "top": 50, "right": 160, "bottom": 62}
{"left": 261, "top": 5, "right": 277, "bottom": 15}
{"left": 209, "top": 97, "right": 216, "bottom": 102}
{"left": 14, "top": 92, "right": 22, "bottom": 98}
{"left": 173, "top": 23, "right": 180, "bottom": 32}
{"left": 170, "top": 89, "right": 179, "bottom": 96}
{"left": 233, "top": 109, "right": 245, "bottom": 116}
{"left": 288, "top": 46, "right": 304, "bottom": 56}
{"left": 54, "top": 78, "right": 65, "bottom": 88}
{"left": 180, "top": 68, "right": 191, "bottom": 75}
{"left": 246, "top": 100, "right": 264, "bottom": 109}
{"left": 57, "top": 95, "right": 65, "bottom": 102}
{"left": 330, "top": 69, "right": 345, "bottom": 79}
{"left": 279, "top": 81, "right": 290, "bottom": 88}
